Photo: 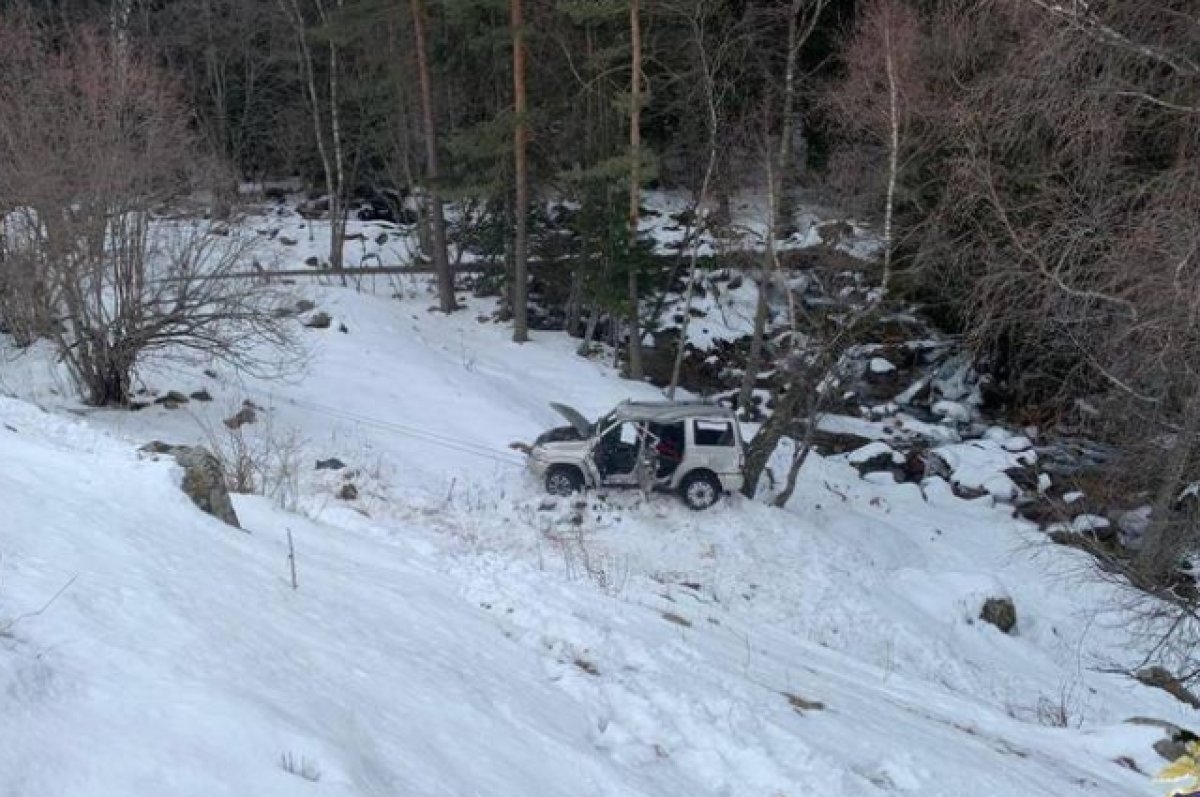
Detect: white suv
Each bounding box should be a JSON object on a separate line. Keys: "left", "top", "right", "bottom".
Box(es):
{"left": 524, "top": 400, "right": 745, "bottom": 510}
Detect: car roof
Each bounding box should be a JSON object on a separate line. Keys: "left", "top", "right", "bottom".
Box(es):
{"left": 609, "top": 400, "right": 737, "bottom": 424}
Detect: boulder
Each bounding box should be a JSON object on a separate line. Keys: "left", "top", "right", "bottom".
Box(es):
{"left": 304, "top": 311, "right": 332, "bottom": 329}
{"left": 153, "top": 390, "right": 189, "bottom": 409}
{"left": 980, "top": 596, "right": 1017, "bottom": 634}
{"left": 141, "top": 442, "right": 240, "bottom": 529}
{"left": 224, "top": 402, "right": 257, "bottom": 430}
{"left": 316, "top": 457, "right": 346, "bottom": 471}
{"left": 189, "top": 389, "right": 213, "bottom": 402}
{"left": 849, "top": 442, "right": 902, "bottom": 478}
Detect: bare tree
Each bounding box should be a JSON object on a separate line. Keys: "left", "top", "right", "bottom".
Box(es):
{"left": 277, "top": 0, "right": 348, "bottom": 271}
{"left": 665, "top": 0, "right": 747, "bottom": 398}
{"left": 0, "top": 17, "right": 297, "bottom": 406}
{"left": 775, "top": 0, "right": 829, "bottom": 231}
{"left": 890, "top": 0, "right": 1200, "bottom": 590}
{"left": 738, "top": 152, "right": 876, "bottom": 501}
{"left": 734, "top": 3, "right": 830, "bottom": 417}
{"left": 735, "top": 118, "right": 781, "bottom": 419}
{"left": 823, "top": 0, "right": 925, "bottom": 298}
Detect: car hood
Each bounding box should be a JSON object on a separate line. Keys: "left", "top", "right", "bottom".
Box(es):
{"left": 549, "top": 402, "right": 591, "bottom": 438}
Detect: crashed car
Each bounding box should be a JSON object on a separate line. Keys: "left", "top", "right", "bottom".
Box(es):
{"left": 523, "top": 400, "right": 745, "bottom": 510}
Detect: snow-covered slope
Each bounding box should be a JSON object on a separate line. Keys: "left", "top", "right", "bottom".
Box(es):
{"left": 0, "top": 267, "right": 1191, "bottom": 795}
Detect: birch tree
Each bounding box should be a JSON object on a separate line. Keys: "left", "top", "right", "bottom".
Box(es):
{"left": 277, "top": 0, "right": 348, "bottom": 271}
{"left": 823, "top": 0, "right": 924, "bottom": 299}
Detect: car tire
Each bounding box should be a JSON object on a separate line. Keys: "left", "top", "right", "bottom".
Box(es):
{"left": 680, "top": 471, "right": 721, "bottom": 510}
{"left": 545, "top": 465, "right": 585, "bottom": 497}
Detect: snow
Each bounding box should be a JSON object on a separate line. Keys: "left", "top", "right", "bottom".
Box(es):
{"left": 847, "top": 441, "right": 903, "bottom": 466}
{"left": 1048, "top": 514, "right": 1112, "bottom": 535}
{"left": 868, "top": 356, "right": 896, "bottom": 374}
{"left": 934, "top": 439, "right": 1037, "bottom": 500}
{"left": 0, "top": 216, "right": 1191, "bottom": 796}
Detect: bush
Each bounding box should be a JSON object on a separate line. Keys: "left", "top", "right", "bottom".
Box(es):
{"left": 0, "top": 15, "right": 297, "bottom": 405}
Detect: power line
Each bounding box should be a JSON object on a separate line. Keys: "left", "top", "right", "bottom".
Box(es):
{"left": 247, "top": 391, "right": 527, "bottom": 468}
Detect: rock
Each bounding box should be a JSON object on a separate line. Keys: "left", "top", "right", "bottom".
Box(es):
{"left": 338, "top": 483, "right": 359, "bottom": 501}
{"left": 1154, "top": 736, "right": 1189, "bottom": 763}
{"left": 1137, "top": 667, "right": 1200, "bottom": 710}
{"left": 304, "top": 256, "right": 320, "bottom": 268}
{"left": 980, "top": 597, "right": 1017, "bottom": 634}
{"left": 295, "top": 299, "right": 317, "bottom": 313}
{"left": 898, "top": 448, "right": 931, "bottom": 483}
{"left": 849, "top": 442, "right": 902, "bottom": 478}
{"left": 304, "top": 311, "right": 332, "bottom": 329}
{"left": 223, "top": 403, "right": 257, "bottom": 430}
{"left": 154, "top": 390, "right": 190, "bottom": 409}
{"left": 953, "top": 483, "right": 991, "bottom": 501}
{"left": 375, "top": 232, "right": 388, "bottom": 246}
{"left": 140, "top": 442, "right": 240, "bottom": 528}
{"left": 316, "top": 457, "right": 346, "bottom": 471}
{"left": 189, "top": 389, "right": 213, "bottom": 402}
{"left": 811, "top": 429, "right": 875, "bottom": 456}
{"left": 1127, "top": 718, "right": 1200, "bottom": 762}
{"left": 279, "top": 236, "right": 298, "bottom": 246}
{"left": 1004, "top": 465, "right": 1041, "bottom": 493}
{"left": 868, "top": 357, "right": 896, "bottom": 375}
{"left": 203, "top": 369, "right": 218, "bottom": 379}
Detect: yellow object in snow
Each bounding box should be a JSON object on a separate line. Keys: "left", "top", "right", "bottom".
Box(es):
{"left": 1158, "top": 741, "right": 1200, "bottom": 796}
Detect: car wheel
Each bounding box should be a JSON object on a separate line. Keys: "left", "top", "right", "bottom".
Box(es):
{"left": 545, "top": 465, "right": 584, "bottom": 497}
{"left": 680, "top": 471, "right": 721, "bottom": 510}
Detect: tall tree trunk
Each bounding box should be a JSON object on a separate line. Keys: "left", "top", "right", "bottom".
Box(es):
{"left": 881, "top": 16, "right": 898, "bottom": 298}
{"left": 776, "top": 0, "right": 829, "bottom": 232}
{"left": 669, "top": 10, "right": 723, "bottom": 400}
{"left": 511, "top": 0, "right": 529, "bottom": 342}
{"left": 775, "top": 1, "right": 800, "bottom": 232}
{"left": 410, "top": 0, "right": 457, "bottom": 312}
{"left": 625, "top": 0, "right": 645, "bottom": 380}
{"left": 565, "top": 269, "right": 583, "bottom": 337}
{"left": 278, "top": 0, "right": 340, "bottom": 270}
{"left": 741, "top": 380, "right": 802, "bottom": 497}
{"left": 737, "top": 155, "right": 780, "bottom": 418}
{"left": 326, "top": 23, "right": 346, "bottom": 271}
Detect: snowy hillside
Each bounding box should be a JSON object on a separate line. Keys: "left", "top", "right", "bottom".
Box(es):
{"left": 2, "top": 277, "right": 1190, "bottom": 792}
{"left": 0, "top": 247, "right": 1193, "bottom": 795}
